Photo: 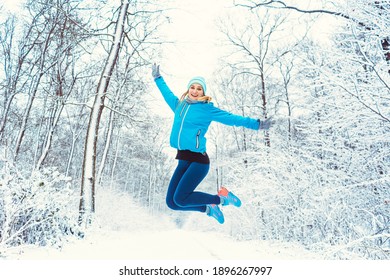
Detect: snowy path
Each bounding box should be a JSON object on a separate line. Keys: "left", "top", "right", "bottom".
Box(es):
{"left": 11, "top": 228, "right": 320, "bottom": 260}
{"left": 3, "top": 195, "right": 388, "bottom": 280}
{"left": 4, "top": 190, "right": 321, "bottom": 260}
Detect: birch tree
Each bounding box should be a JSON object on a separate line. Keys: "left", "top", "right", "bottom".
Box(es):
{"left": 79, "top": 1, "right": 129, "bottom": 226}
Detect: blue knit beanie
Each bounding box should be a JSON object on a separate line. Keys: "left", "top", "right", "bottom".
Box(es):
{"left": 187, "top": 76, "right": 207, "bottom": 94}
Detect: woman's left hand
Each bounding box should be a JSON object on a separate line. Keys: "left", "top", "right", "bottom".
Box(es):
{"left": 259, "top": 117, "right": 273, "bottom": 130}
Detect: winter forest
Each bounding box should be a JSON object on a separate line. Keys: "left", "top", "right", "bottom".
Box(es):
{"left": 0, "top": 0, "right": 389, "bottom": 261}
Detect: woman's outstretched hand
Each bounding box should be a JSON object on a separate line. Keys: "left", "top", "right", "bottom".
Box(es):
{"left": 152, "top": 63, "right": 161, "bottom": 79}
{"left": 259, "top": 117, "right": 273, "bottom": 130}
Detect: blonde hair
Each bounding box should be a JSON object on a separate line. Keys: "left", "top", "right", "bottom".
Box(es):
{"left": 180, "top": 90, "right": 212, "bottom": 103}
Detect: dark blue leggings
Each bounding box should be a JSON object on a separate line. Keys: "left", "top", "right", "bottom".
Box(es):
{"left": 166, "top": 160, "right": 220, "bottom": 212}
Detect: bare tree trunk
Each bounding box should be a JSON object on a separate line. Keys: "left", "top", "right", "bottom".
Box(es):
{"left": 260, "top": 72, "right": 270, "bottom": 147}
{"left": 79, "top": 1, "right": 129, "bottom": 227}
{"left": 97, "top": 109, "right": 114, "bottom": 185}
{"left": 35, "top": 74, "right": 76, "bottom": 170}
{"left": 35, "top": 98, "right": 64, "bottom": 169}
{"left": 109, "top": 128, "right": 121, "bottom": 188}
{"left": 13, "top": 72, "right": 44, "bottom": 160}
{"left": 281, "top": 62, "right": 293, "bottom": 143}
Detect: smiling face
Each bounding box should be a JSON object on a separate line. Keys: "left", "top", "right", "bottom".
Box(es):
{"left": 187, "top": 83, "right": 205, "bottom": 100}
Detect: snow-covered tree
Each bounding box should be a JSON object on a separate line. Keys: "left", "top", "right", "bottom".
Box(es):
{"left": 225, "top": 0, "right": 390, "bottom": 258}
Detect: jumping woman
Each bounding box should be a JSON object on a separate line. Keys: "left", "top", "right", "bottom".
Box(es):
{"left": 152, "top": 63, "right": 271, "bottom": 224}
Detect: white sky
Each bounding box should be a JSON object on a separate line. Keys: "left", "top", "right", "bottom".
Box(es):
{"left": 157, "top": 0, "right": 230, "bottom": 94}
{"left": 2, "top": 0, "right": 23, "bottom": 13}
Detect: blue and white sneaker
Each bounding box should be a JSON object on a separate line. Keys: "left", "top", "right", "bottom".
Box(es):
{"left": 206, "top": 204, "right": 224, "bottom": 224}
{"left": 218, "top": 187, "right": 242, "bottom": 207}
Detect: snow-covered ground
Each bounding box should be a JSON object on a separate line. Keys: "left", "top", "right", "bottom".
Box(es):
{"left": 1, "top": 189, "right": 389, "bottom": 280}
{"left": 3, "top": 189, "right": 320, "bottom": 260}
{"left": 7, "top": 229, "right": 321, "bottom": 260}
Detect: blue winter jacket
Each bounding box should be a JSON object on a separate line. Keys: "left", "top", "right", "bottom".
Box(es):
{"left": 155, "top": 76, "right": 260, "bottom": 153}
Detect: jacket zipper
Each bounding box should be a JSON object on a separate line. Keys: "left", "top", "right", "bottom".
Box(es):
{"left": 196, "top": 129, "right": 201, "bottom": 149}
{"left": 178, "top": 105, "right": 190, "bottom": 150}
{"left": 179, "top": 102, "right": 188, "bottom": 117}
